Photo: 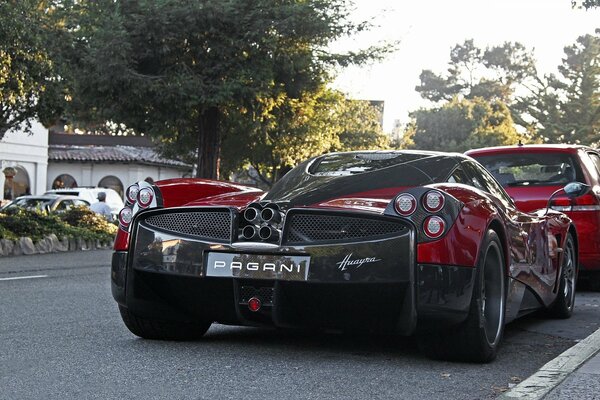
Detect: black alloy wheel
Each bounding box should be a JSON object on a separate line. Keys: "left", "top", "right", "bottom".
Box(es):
{"left": 549, "top": 233, "right": 577, "bottom": 319}
{"left": 418, "top": 229, "right": 506, "bottom": 363}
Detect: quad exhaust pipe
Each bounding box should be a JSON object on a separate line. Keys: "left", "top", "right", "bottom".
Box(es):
{"left": 259, "top": 226, "right": 281, "bottom": 241}
{"left": 241, "top": 225, "right": 258, "bottom": 240}
{"left": 241, "top": 204, "right": 282, "bottom": 242}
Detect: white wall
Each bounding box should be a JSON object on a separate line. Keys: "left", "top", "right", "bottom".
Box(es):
{"left": 0, "top": 121, "right": 48, "bottom": 198}
{"left": 47, "top": 162, "right": 188, "bottom": 191}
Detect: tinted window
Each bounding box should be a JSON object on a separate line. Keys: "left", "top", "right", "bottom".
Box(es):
{"left": 11, "top": 198, "right": 52, "bottom": 211}
{"left": 309, "top": 152, "right": 427, "bottom": 176}
{"left": 447, "top": 166, "right": 470, "bottom": 184}
{"left": 463, "top": 161, "right": 514, "bottom": 207}
{"left": 55, "top": 200, "right": 74, "bottom": 211}
{"left": 472, "top": 152, "right": 581, "bottom": 186}
{"left": 588, "top": 152, "right": 600, "bottom": 176}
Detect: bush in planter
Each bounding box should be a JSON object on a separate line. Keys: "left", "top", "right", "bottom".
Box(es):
{"left": 60, "top": 206, "right": 118, "bottom": 240}
{"left": 0, "top": 207, "right": 117, "bottom": 243}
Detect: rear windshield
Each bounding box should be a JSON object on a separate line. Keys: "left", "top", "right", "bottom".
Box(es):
{"left": 473, "top": 153, "right": 581, "bottom": 186}
{"left": 308, "top": 152, "right": 428, "bottom": 176}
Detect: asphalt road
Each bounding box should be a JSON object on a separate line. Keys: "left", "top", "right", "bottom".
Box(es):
{"left": 1, "top": 250, "right": 599, "bottom": 400}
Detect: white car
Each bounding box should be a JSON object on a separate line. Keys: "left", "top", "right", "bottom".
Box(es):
{"left": 44, "top": 187, "right": 124, "bottom": 219}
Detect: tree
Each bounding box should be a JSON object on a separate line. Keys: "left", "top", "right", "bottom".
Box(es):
{"left": 0, "top": 0, "right": 64, "bottom": 139}
{"left": 515, "top": 31, "right": 600, "bottom": 145}
{"left": 415, "top": 40, "right": 536, "bottom": 105}
{"left": 572, "top": 0, "right": 600, "bottom": 9}
{"left": 402, "top": 97, "right": 520, "bottom": 152}
{"left": 220, "top": 88, "right": 389, "bottom": 187}
{"left": 62, "top": 0, "right": 392, "bottom": 179}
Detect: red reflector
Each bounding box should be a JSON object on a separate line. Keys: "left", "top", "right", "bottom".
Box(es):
{"left": 248, "top": 297, "right": 262, "bottom": 312}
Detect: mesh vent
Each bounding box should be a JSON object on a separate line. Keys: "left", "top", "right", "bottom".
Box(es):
{"left": 144, "top": 211, "right": 231, "bottom": 241}
{"left": 285, "top": 213, "right": 406, "bottom": 244}
{"left": 240, "top": 286, "right": 274, "bottom": 305}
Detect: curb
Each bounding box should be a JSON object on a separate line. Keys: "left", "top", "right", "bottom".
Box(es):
{"left": 499, "top": 326, "right": 600, "bottom": 399}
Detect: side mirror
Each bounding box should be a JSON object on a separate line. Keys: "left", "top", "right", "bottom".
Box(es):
{"left": 545, "top": 182, "right": 591, "bottom": 214}
{"left": 563, "top": 182, "right": 591, "bottom": 198}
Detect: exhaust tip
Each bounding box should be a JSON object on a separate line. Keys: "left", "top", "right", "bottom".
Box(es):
{"left": 259, "top": 226, "right": 280, "bottom": 241}
{"left": 242, "top": 225, "right": 257, "bottom": 240}
{"left": 261, "top": 208, "right": 281, "bottom": 223}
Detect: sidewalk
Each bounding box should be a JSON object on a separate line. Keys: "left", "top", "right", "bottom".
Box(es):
{"left": 500, "top": 326, "right": 600, "bottom": 399}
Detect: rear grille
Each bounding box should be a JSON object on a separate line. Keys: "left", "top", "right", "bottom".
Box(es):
{"left": 143, "top": 211, "right": 232, "bottom": 241}
{"left": 240, "top": 286, "right": 274, "bottom": 305}
{"left": 284, "top": 212, "right": 407, "bottom": 244}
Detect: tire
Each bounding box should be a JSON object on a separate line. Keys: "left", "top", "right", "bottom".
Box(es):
{"left": 119, "top": 305, "right": 212, "bottom": 340}
{"left": 549, "top": 233, "right": 577, "bottom": 319}
{"left": 418, "top": 229, "right": 506, "bottom": 363}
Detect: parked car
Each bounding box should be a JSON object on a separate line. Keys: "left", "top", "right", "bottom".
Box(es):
{"left": 44, "top": 187, "right": 124, "bottom": 219}
{"left": 112, "top": 150, "right": 583, "bottom": 362}
{"left": 0, "top": 194, "right": 90, "bottom": 213}
{"left": 466, "top": 144, "right": 600, "bottom": 286}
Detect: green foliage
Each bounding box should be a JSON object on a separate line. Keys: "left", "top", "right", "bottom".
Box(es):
{"left": 413, "top": 33, "right": 600, "bottom": 146}
{"left": 0, "top": 207, "right": 116, "bottom": 242}
{"left": 0, "top": 0, "right": 65, "bottom": 138}
{"left": 516, "top": 30, "right": 600, "bottom": 145}
{"left": 58, "top": 0, "right": 394, "bottom": 179}
{"left": 572, "top": 0, "right": 600, "bottom": 9}
{"left": 220, "top": 88, "right": 390, "bottom": 187}
{"left": 60, "top": 206, "right": 118, "bottom": 238}
{"left": 415, "top": 40, "right": 536, "bottom": 104}
{"left": 403, "top": 97, "right": 520, "bottom": 152}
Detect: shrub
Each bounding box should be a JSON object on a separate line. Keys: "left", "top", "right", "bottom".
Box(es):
{"left": 0, "top": 206, "right": 117, "bottom": 243}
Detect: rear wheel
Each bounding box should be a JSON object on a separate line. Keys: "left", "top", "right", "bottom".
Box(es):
{"left": 418, "top": 229, "right": 506, "bottom": 363}
{"left": 549, "top": 233, "right": 577, "bottom": 319}
{"left": 119, "top": 305, "right": 211, "bottom": 340}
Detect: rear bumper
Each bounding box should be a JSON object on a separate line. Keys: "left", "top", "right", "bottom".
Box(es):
{"left": 112, "top": 209, "right": 476, "bottom": 334}
{"left": 112, "top": 252, "right": 475, "bottom": 335}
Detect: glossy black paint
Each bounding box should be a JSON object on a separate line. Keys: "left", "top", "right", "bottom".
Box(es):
{"left": 383, "top": 187, "right": 464, "bottom": 243}
{"left": 416, "top": 264, "right": 475, "bottom": 328}
{"left": 130, "top": 209, "right": 416, "bottom": 283}
{"left": 264, "top": 153, "right": 460, "bottom": 207}
{"left": 111, "top": 205, "right": 483, "bottom": 334}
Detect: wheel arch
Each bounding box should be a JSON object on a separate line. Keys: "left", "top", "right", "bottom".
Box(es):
{"left": 487, "top": 218, "right": 509, "bottom": 275}
{"left": 568, "top": 224, "right": 579, "bottom": 267}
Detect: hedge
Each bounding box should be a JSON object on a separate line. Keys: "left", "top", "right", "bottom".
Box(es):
{"left": 0, "top": 206, "right": 118, "bottom": 243}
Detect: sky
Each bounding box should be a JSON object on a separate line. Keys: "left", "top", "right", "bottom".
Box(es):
{"left": 331, "top": 0, "right": 600, "bottom": 132}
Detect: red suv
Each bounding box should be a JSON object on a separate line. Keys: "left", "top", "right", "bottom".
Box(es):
{"left": 467, "top": 144, "right": 600, "bottom": 284}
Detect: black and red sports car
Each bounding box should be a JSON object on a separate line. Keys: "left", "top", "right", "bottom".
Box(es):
{"left": 111, "top": 150, "right": 585, "bottom": 362}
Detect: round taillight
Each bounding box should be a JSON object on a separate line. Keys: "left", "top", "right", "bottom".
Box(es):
{"left": 423, "top": 190, "right": 445, "bottom": 212}
{"left": 423, "top": 216, "right": 445, "bottom": 239}
{"left": 137, "top": 187, "right": 154, "bottom": 208}
{"left": 395, "top": 194, "right": 417, "bottom": 216}
{"left": 125, "top": 184, "right": 139, "bottom": 204}
{"left": 248, "top": 297, "right": 261, "bottom": 312}
{"left": 119, "top": 207, "right": 133, "bottom": 226}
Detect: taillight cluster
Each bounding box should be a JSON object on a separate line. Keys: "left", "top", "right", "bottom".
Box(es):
{"left": 239, "top": 203, "right": 283, "bottom": 243}
{"left": 119, "top": 183, "right": 157, "bottom": 231}
{"left": 392, "top": 189, "right": 459, "bottom": 241}
{"left": 551, "top": 193, "right": 600, "bottom": 212}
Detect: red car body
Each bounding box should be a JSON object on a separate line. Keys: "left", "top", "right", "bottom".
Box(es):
{"left": 112, "top": 150, "right": 577, "bottom": 362}
{"left": 467, "top": 144, "right": 600, "bottom": 275}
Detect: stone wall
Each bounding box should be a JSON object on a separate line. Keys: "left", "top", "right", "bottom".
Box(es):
{"left": 0, "top": 234, "right": 113, "bottom": 257}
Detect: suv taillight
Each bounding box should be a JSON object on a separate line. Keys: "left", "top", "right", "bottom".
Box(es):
{"left": 551, "top": 193, "right": 600, "bottom": 212}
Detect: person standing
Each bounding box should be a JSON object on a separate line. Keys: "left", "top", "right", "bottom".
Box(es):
{"left": 90, "top": 192, "right": 113, "bottom": 221}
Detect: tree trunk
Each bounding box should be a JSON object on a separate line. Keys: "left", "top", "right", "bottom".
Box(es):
{"left": 196, "top": 107, "right": 221, "bottom": 179}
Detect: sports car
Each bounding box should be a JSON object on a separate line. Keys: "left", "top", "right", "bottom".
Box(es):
{"left": 111, "top": 150, "right": 585, "bottom": 362}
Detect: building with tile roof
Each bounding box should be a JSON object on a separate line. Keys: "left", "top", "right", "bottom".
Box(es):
{"left": 1, "top": 123, "right": 192, "bottom": 202}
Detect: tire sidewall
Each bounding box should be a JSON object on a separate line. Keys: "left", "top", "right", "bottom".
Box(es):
{"left": 472, "top": 229, "right": 506, "bottom": 355}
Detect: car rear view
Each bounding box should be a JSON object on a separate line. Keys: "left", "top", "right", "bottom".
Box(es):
{"left": 467, "top": 145, "right": 600, "bottom": 278}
